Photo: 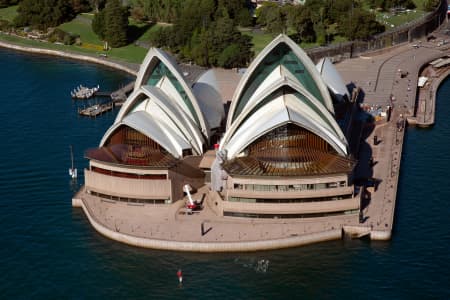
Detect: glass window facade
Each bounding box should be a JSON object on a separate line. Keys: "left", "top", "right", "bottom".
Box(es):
{"left": 228, "top": 194, "right": 353, "bottom": 203}
{"left": 233, "top": 42, "right": 324, "bottom": 122}
{"left": 147, "top": 60, "right": 199, "bottom": 124}
{"left": 232, "top": 180, "right": 347, "bottom": 192}
{"left": 89, "top": 190, "right": 168, "bottom": 205}
{"left": 224, "top": 209, "right": 359, "bottom": 219}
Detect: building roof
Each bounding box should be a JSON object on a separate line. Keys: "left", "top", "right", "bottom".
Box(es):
{"left": 316, "top": 57, "right": 350, "bottom": 101}
{"left": 227, "top": 34, "right": 334, "bottom": 129}
{"left": 222, "top": 151, "right": 355, "bottom": 177}
{"left": 192, "top": 69, "right": 226, "bottom": 130}
{"left": 134, "top": 48, "right": 210, "bottom": 137}
{"left": 100, "top": 48, "right": 209, "bottom": 159}
{"left": 220, "top": 34, "right": 348, "bottom": 161}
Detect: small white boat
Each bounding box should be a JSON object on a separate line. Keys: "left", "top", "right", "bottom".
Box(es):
{"left": 69, "top": 145, "right": 77, "bottom": 179}
{"left": 71, "top": 84, "right": 100, "bottom": 99}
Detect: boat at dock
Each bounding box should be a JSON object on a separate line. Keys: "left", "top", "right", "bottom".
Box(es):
{"left": 71, "top": 84, "right": 99, "bottom": 99}
{"left": 69, "top": 145, "right": 77, "bottom": 179}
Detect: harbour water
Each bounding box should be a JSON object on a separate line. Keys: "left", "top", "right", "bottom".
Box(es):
{"left": 0, "top": 48, "right": 448, "bottom": 299}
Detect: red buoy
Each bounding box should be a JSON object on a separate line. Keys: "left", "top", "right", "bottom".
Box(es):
{"left": 177, "top": 269, "right": 183, "bottom": 284}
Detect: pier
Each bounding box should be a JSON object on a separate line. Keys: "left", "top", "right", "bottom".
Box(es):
{"left": 75, "top": 81, "right": 135, "bottom": 117}
{"left": 96, "top": 81, "right": 135, "bottom": 103}
{"left": 78, "top": 102, "right": 113, "bottom": 117}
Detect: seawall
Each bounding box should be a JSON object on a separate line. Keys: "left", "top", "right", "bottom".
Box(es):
{"left": 73, "top": 197, "right": 342, "bottom": 253}
{"left": 0, "top": 40, "right": 138, "bottom": 76}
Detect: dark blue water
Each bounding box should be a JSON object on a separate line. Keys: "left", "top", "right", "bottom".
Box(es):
{"left": 0, "top": 48, "right": 449, "bottom": 299}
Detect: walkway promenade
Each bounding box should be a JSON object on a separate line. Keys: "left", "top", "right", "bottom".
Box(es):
{"left": 336, "top": 32, "right": 450, "bottom": 238}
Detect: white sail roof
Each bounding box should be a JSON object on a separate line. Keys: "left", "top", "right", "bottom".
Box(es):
{"left": 134, "top": 48, "right": 209, "bottom": 137}
{"left": 227, "top": 34, "right": 334, "bottom": 129}
{"left": 100, "top": 48, "right": 209, "bottom": 158}
{"left": 220, "top": 34, "right": 348, "bottom": 160}
{"left": 316, "top": 57, "right": 350, "bottom": 101}
{"left": 192, "top": 69, "right": 225, "bottom": 130}
{"left": 223, "top": 91, "right": 348, "bottom": 159}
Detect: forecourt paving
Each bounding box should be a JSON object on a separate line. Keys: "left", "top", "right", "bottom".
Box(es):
{"left": 336, "top": 34, "right": 450, "bottom": 238}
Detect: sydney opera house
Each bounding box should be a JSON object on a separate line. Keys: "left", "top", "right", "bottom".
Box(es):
{"left": 79, "top": 34, "right": 360, "bottom": 227}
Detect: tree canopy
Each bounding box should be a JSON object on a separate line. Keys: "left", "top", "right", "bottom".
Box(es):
{"left": 14, "top": 0, "right": 75, "bottom": 29}
{"left": 258, "top": 0, "right": 386, "bottom": 44}
{"left": 148, "top": 0, "right": 253, "bottom": 68}
{"left": 366, "top": 0, "right": 416, "bottom": 11}
{"left": 92, "top": 0, "right": 129, "bottom": 48}
{"left": 0, "top": 0, "right": 18, "bottom": 8}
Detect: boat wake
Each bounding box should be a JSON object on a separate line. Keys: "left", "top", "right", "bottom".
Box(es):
{"left": 234, "top": 257, "right": 270, "bottom": 273}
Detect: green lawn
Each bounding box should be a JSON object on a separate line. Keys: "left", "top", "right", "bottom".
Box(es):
{"left": 0, "top": 12, "right": 160, "bottom": 64}
{"left": 129, "top": 20, "right": 171, "bottom": 42}
{"left": 56, "top": 15, "right": 154, "bottom": 63}
{"left": 0, "top": 5, "right": 18, "bottom": 22}
{"left": 0, "top": 31, "right": 146, "bottom": 64}
{"left": 242, "top": 30, "right": 275, "bottom": 54}
{"left": 361, "top": 0, "right": 430, "bottom": 29}
{"left": 58, "top": 14, "right": 102, "bottom": 45}
{"left": 108, "top": 44, "right": 147, "bottom": 63}
{"left": 57, "top": 16, "right": 165, "bottom": 63}
{"left": 377, "top": 9, "right": 427, "bottom": 28}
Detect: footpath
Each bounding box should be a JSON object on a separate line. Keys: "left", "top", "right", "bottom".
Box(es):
{"left": 336, "top": 33, "right": 450, "bottom": 239}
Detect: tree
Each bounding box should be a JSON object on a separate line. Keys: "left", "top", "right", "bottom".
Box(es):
{"left": 144, "top": 0, "right": 253, "bottom": 68}
{"left": 89, "top": 0, "right": 106, "bottom": 13}
{"left": 92, "top": 9, "right": 106, "bottom": 39}
{"left": 135, "top": 0, "right": 183, "bottom": 23}
{"left": 92, "top": 0, "right": 129, "bottom": 47}
{"left": 288, "top": 6, "right": 316, "bottom": 43}
{"left": 0, "top": 0, "right": 18, "bottom": 8}
{"left": 217, "top": 0, "right": 252, "bottom": 27}
{"left": 104, "top": 0, "right": 128, "bottom": 47}
{"left": 340, "top": 8, "right": 384, "bottom": 41}
{"left": 423, "top": 0, "right": 440, "bottom": 11}
{"left": 14, "top": 0, "right": 74, "bottom": 29}
{"left": 71, "top": 0, "right": 91, "bottom": 14}
{"left": 265, "top": 6, "right": 287, "bottom": 34}
{"left": 367, "top": 0, "right": 416, "bottom": 11}
{"left": 256, "top": 2, "right": 278, "bottom": 27}
{"left": 218, "top": 44, "right": 241, "bottom": 68}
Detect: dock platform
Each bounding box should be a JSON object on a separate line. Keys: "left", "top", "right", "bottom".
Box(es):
{"left": 78, "top": 102, "right": 113, "bottom": 117}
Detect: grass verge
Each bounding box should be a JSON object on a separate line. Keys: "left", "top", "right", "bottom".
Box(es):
{"left": 0, "top": 5, "right": 18, "bottom": 22}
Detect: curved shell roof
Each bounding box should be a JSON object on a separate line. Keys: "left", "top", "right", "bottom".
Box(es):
{"left": 220, "top": 34, "right": 348, "bottom": 160}
{"left": 100, "top": 49, "right": 208, "bottom": 159}
{"left": 134, "top": 48, "right": 209, "bottom": 137}
{"left": 227, "top": 34, "right": 334, "bottom": 129}
{"left": 192, "top": 69, "right": 226, "bottom": 130}
{"left": 316, "top": 57, "right": 350, "bottom": 101}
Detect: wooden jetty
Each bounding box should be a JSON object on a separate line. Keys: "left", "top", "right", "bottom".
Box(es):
{"left": 78, "top": 102, "right": 113, "bottom": 117}
{"left": 93, "top": 81, "right": 135, "bottom": 102}
{"left": 74, "top": 81, "right": 134, "bottom": 117}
